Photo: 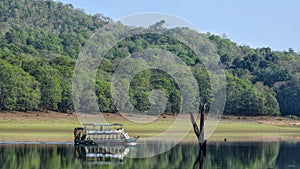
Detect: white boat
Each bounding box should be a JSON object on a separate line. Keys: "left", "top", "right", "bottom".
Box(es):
{"left": 74, "top": 123, "right": 139, "bottom": 145}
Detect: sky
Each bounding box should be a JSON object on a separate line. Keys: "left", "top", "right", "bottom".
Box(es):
{"left": 56, "top": 0, "right": 299, "bottom": 52}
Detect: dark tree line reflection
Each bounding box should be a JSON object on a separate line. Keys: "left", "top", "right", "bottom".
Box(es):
{"left": 0, "top": 142, "right": 299, "bottom": 169}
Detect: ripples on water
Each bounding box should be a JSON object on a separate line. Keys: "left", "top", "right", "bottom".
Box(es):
{"left": 0, "top": 141, "right": 299, "bottom": 169}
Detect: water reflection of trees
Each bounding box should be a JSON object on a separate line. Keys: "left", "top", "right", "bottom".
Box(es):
{"left": 204, "top": 142, "right": 280, "bottom": 169}
{"left": 126, "top": 142, "right": 280, "bottom": 169}
{"left": 0, "top": 145, "right": 83, "bottom": 169}
{"left": 276, "top": 142, "right": 300, "bottom": 169}
{"left": 0, "top": 142, "right": 299, "bottom": 169}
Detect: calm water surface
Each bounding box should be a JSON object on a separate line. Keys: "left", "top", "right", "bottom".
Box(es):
{"left": 0, "top": 141, "right": 299, "bottom": 169}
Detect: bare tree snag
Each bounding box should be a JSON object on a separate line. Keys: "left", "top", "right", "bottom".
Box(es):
{"left": 189, "top": 103, "right": 207, "bottom": 169}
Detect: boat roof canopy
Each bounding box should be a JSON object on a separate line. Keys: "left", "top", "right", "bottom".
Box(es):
{"left": 83, "top": 123, "right": 123, "bottom": 127}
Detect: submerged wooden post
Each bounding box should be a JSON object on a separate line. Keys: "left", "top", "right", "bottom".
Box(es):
{"left": 189, "top": 103, "right": 207, "bottom": 169}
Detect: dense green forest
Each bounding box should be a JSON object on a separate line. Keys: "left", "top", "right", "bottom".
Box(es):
{"left": 0, "top": 0, "right": 300, "bottom": 116}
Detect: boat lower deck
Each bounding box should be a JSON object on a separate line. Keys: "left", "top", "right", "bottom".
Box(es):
{"left": 75, "top": 137, "right": 139, "bottom": 146}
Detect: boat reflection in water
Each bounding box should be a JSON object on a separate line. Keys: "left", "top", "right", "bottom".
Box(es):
{"left": 74, "top": 144, "right": 133, "bottom": 164}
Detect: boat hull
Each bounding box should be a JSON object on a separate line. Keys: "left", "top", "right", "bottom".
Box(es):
{"left": 75, "top": 137, "right": 139, "bottom": 146}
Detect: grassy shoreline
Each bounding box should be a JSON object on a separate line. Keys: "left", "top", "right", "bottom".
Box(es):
{"left": 1, "top": 111, "right": 300, "bottom": 143}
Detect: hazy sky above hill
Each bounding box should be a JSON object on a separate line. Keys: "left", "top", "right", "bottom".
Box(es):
{"left": 57, "top": 0, "right": 299, "bottom": 52}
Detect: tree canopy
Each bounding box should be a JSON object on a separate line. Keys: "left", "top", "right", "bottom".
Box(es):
{"left": 0, "top": 0, "right": 300, "bottom": 116}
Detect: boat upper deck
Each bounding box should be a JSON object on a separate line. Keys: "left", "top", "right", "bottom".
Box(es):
{"left": 83, "top": 123, "right": 123, "bottom": 127}
{"left": 83, "top": 123, "right": 124, "bottom": 132}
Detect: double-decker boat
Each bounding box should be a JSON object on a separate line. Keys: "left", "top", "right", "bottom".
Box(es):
{"left": 74, "top": 123, "right": 139, "bottom": 145}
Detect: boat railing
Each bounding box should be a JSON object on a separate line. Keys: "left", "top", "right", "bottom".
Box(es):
{"left": 83, "top": 123, "right": 124, "bottom": 132}
{"left": 86, "top": 129, "right": 123, "bottom": 135}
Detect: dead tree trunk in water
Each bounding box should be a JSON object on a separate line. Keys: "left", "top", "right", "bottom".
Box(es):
{"left": 189, "top": 103, "right": 207, "bottom": 169}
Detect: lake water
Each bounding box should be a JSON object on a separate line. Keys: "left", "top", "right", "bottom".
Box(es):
{"left": 0, "top": 141, "right": 299, "bottom": 169}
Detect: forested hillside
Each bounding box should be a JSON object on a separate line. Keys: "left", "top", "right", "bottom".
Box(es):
{"left": 1, "top": 0, "right": 300, "bottom": 116}
{"left": 0, "top": 0, "right": 107, "bottom": 112}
